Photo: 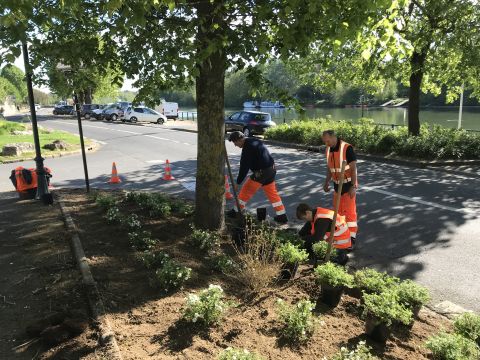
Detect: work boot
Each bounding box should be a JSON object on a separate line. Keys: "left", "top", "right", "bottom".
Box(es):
{"left": 226, "top": 209, "right": 238, "bottom": 218}
{"left": 346, "top": 237, "right": 356, "bottom": 252}
{"left": 274, "top": 214, "right": 288, "bottom": 224}
{"left": 332, "top": 250, "right": 349, "bottom": 266}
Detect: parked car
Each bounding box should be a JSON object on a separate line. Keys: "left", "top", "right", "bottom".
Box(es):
{"left": 81, "top": 104, "right": 102, "bottom": 119}
{"left": 224, "top": 111, "right": 276, "bottom": 137}
{"left": 124, "top": 106, "right": 167, "bottom": 124}
{"left": 101, "top": 103, "right": 125, "bottom": 121}
{"left": 156, "top": 101, "right": 178, "bottom": 119}
{"left": 53, "top": 105, "right": 74, "bottom": 115}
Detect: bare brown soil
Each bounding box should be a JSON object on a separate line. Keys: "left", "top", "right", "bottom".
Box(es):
{"left": 59, "top": 189, "right": 452, "bottom": 360}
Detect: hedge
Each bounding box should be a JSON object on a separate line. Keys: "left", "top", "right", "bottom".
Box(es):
{"left": 264, "top": 118, "right": 480, "bottom": 160}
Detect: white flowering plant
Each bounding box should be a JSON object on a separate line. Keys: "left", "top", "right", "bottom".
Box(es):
{"left": 276, "top": 299, "right": 316, "bottom": 342}
{"left": 123, "top": 213, "right": 142, "bottom": 230}
{"left": 218, "top": 347, "right": 264, "bottom": 360}
{"left": 182, "top": 284, "right": 235, "bottom": 326}
{"left": 329, "top": 341, "right": 378, "bottom": 360}
{"left": 128, "top": 230, "right": 157, "bottom": 251}
{"left": 189, "top": 225, "right": 221, "bottom": 253}
{"left": 209, "top": 254, "right": 236, "bottom": 274}
{"left": 137, "top": 250, "right": 170, "bottom": 269}
{"left": 105, "top": 206, "right": 122, "bottom": 224}
{"left": 150, "top": 258, "right": 191, "bottom": 292}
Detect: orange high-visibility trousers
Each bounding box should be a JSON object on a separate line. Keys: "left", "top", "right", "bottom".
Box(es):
{"left": 234, "top": 178, "right": 286, "bottom": 215}
{"left": 333, "top": 191, "right": 358, "bottom": 239}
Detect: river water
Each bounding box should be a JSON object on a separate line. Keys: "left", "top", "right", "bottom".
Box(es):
{"left": 180, "top": 106, "right": 480, "bottom": 131}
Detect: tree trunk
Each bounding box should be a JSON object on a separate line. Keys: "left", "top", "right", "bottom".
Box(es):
{"left": 194, "top": 1, "right": 227, "bottom": 230}
{"left": 407, "top": 50, "right": 427, "bottom": 136}
{"left": 78, "top": 90, "right": 85, "bottom": 105}
{"left": 84, "top": 88, "right": 92, "bottom": 104}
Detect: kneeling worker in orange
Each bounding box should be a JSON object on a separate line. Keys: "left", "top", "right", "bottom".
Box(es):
{"left": 322, "top": 130, "right": 358, "bottom": 250}
{"left": 296, "top": 203, "right": 351, "bottom": 264}
{"left": 227, "top": 131, "right": 288, "bottom": 224}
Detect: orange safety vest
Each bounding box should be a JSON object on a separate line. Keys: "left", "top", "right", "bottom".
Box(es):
{"left": 311, "top": 207, "right": 351, "bottom": 249}
{"left": 14, "top": 166, "right": 36, "bottom": 192}
{"left": 326, "top": 140, "right": 353, "bottom": 184}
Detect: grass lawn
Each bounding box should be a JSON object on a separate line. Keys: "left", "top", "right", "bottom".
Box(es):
{"left": 0, "top": 119, "right": 91, "bottom": 163}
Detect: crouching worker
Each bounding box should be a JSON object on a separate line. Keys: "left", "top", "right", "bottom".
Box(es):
{"left": 296, "top": 203, "right": 351, "bottom": 265}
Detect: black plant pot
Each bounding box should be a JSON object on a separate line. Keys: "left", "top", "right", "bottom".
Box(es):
{"left": 256, "top": 207, "right": 267, "bottom": 221}
{"left": 345, "top": 287, "right": 363, "bottom": 299}
{"left": 280, "top": 262, "right": 298, "bottom": 280}
{"left": 412, "top": 304, "right": 422, "bottom": 318}
{"left": 320, "top": 284, "right": 344, "bottom": 307}
{"left": 365, "top": 315, "right": 391, "bottom": 343}
{"left": 231, "top": 227, "right": 246, "bottom": 250}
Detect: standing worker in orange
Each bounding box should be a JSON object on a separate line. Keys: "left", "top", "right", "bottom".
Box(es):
{"left": 227, "top": 131, "right": 288, "bottom": 224}
{"left": 322, "top": 130, "right": 358, "bottom": 250}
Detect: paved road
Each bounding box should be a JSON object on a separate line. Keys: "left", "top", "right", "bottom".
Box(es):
{"left": 2, "top": 110, "right": 480, "bottom": 312}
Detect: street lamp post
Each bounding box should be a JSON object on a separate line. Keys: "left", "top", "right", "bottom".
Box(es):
{"left": 22, "top": 41, "right": 51, "bottom": 204}
{"left": 56, "top": 63, "right": 90, "bottom": 192}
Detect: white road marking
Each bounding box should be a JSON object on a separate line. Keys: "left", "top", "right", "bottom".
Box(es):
{"left": 145, "top": 135, "right": 169, "bottom": 141}
{"left": 171, "top": 140, "right": 180, "bottom": 144}
{"left": 183, "top": 142, "right": 192, "bottom": 146}
{"left": 145, "top": 160, "right": 164, "bottom": 164}
{"left": 91, "top": 139, "right": 107, "bottom": 145}
{"left": 311, "top": 173, "right": 477, "bottom": 216}
{"left": 115, "top": 129, "right": 140, "bottom": 134}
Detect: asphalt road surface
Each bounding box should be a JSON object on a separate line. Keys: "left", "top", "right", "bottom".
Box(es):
{"left": 2, "top": 109, "right": 479, "bottom": 312}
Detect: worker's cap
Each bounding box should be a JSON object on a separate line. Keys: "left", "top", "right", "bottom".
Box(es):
{"left": 228, "top": 131, "right": 244, "bottom": 142}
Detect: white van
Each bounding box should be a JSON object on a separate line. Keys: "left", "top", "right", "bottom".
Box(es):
{"left": 155, "top": 101, "right": 178, "bottom": 119}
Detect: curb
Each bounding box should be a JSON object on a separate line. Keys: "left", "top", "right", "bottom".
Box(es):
{"left": 0, "top": 141, "right": 100, "bottom": 164}
{"left": 56, "top": 193, "right": 123, "bottom": 360}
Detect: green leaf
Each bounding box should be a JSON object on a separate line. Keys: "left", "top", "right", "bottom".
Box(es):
{"left": 361, "top": 48, "right": 371, "bottom": 61}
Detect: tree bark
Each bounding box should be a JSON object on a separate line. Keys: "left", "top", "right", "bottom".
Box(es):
{"left": 84, "top": 88, "right": 92, "bottom": 104}
{"left": 194, "top": 1, "right": 227, "bottom": 230}
{"left": 407, "top": 50, "right": 427, "bottom": 136}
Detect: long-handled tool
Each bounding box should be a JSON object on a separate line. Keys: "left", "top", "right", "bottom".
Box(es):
{"left": 224, "top": 143, "right": 244, "bottom": 219}
{"left": 324, "top": 160, "right": 347, "bottom": 262}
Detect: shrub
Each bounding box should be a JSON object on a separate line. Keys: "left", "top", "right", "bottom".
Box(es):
{"left": 209, "top": 254, "right": 236, "bottom": 274}
{"left": 312, "top": 241, "right": 337, "bottom": 260}
{"left": 95, "top": 193, "right": 116, "bottom": 210}
{"left": 123, "top": 213, "right": 142, "bottom": 230}
{"left": 353, "top": 268, "right": 399, "bottom": 294}
{"left": 314, "top": 262, "right": 354, "bottom": 288}
{"left": 276, "top": 299, "right": 316, "bottom": 342}
{"left": 277, "top": 242, "right": 309, "bottom": 265}
{"left": 105, "top": 206, "right": 122, "bottom": 224}
{"left": 150, "top": 258, "right": 191, "bottom": 292}
{"left": 171, "top": 199, "right": 195, "bottom": 217}
{"left": 276, "top": 229, "right": 304, "bottom": 247}
{"left": 123, "top": 191, "right": 138, "bottom": 203}
{"left": 363, "top": 290, "right": 412, "bottom": 326}
{"left": 126, "top": 192, "right": 173, "bottom": 218}
{"left": 136, "top": 250, "right": 169, "bottom": 269}
{"left": 397, "top": 279, "right": 430, "bottom": 309}
{"left": 189, "top": 225, "right": 221, "bottom": 252}
{"left": 128, "top": 230, "right": 157, "bottom": 251}
{"left": 425, "top": 333, "right": 480, "bottom": 360}
{"left": 148, "top": 201, "right": 171, "bottom": 218}
{"left": 329, "top": 341, "right": 378, "bottom": 360}
{"left": 218, "top": 348, "right": 264, "bottom": 360}
{"left": 233, "top": 219, "right": 282, "bottom": 293}
{"left": 182, "top": 284, "right": 234, "bottom": 326}
{"left": 453, "top": 313, "right": 480, "bottom": 342}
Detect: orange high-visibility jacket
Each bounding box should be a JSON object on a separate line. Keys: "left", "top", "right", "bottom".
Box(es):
{"left": 14, "top": 166, "right": 36, "bottom": 192}
{"left": 326, "top": 140, "right": 353, "bottom": 184}
{"left": 311, "top": 207, "right": 351, "bottom": 249}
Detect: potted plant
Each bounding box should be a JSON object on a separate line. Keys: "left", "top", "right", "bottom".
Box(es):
{"left": 352, "top": 268, "right": 399, "bottom": 300}
{"left": 453, "top": 312, "right": 480, "bottom": 347}
{"left": 314, "top": 262, "right": 353, "bottom": 307}
{"left": 277, "top": 242, "right": 309, "bottom": 280}
{"left": 362, "top": 289, "right": 413, "bottom": 343}
{"left": 396, "top": 279, "right": 430, "bottom": 318}
{"left": 312, "top": 241, "right": 337, "bottom": 263}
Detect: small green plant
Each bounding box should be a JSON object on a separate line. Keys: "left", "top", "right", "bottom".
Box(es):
{"left": 209, "top": 254, "right": 236, "bottom": 274}
{"left": 189, "top": 225, "right": 220, "bottom": 252}
{"left": 148, "top": 200, "right": 171, "bottom": 218}
{"left": 182, "top": 284, "right": 234, "bottom": 326}
{"left": 128, "top": 230, "right": 157, "bottom": 251}
{"left": 150, "top": 258, "right": 191, "bottom": 292}
{"left": 314, "top": 262, "right": 354, "bottom": 288}
{"left": 353, "top": 268, "right": 399, "bottom": 294}
{"left": 426, "top": 332, "right": 480, "bottom": 360}
{"left": 397, "top": 279, "right": 430, "bottom": 309}
{"left": 312, "top": 241, "right": 337, "bottom": 260}
{"left": 276, "top": 299, "right": 316, "bottom": 342}
{"left": 123, "top": 191, "right": 138, "bottom": 203}
{"left": 276, "top": 229, "right": 304, "bottom": 247}
{"left": 136, "top": 250, "right": 169, "bottom": 269}
{"left": 277, "top": 242, "right": 309, "bottom": 265}
{"left": 218, "top": 348, "right": 264, "bottom": 360}
{"left": 329, "top": 341, "right": 378, "bottom": 360}
{"left": 105, "top": 206, "right": 122, "bottom": 224}
{"left": 123, "top": 213, "right": 142, "bottom": 230}
{"left": 453, "top": 312, "right": 480, "bottom": 342}
{"left": 95, "top": 193, "right": 116, "bottom": 210}
{"left": 171, "top": 200, "right": 195, "bottom": 217}
{"left": 363, "top": 290, "right": 413, "bottom": 327}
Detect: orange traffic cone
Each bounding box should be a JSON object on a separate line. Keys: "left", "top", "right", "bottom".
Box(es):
{"left": 225, "top": 175, "right": 233, "bottom": 200}
{"left": 163, "top": 159, "right": 175, "bottom": 180}
{"left": 108, "top": 162, "right": 122, "bottom": 184}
